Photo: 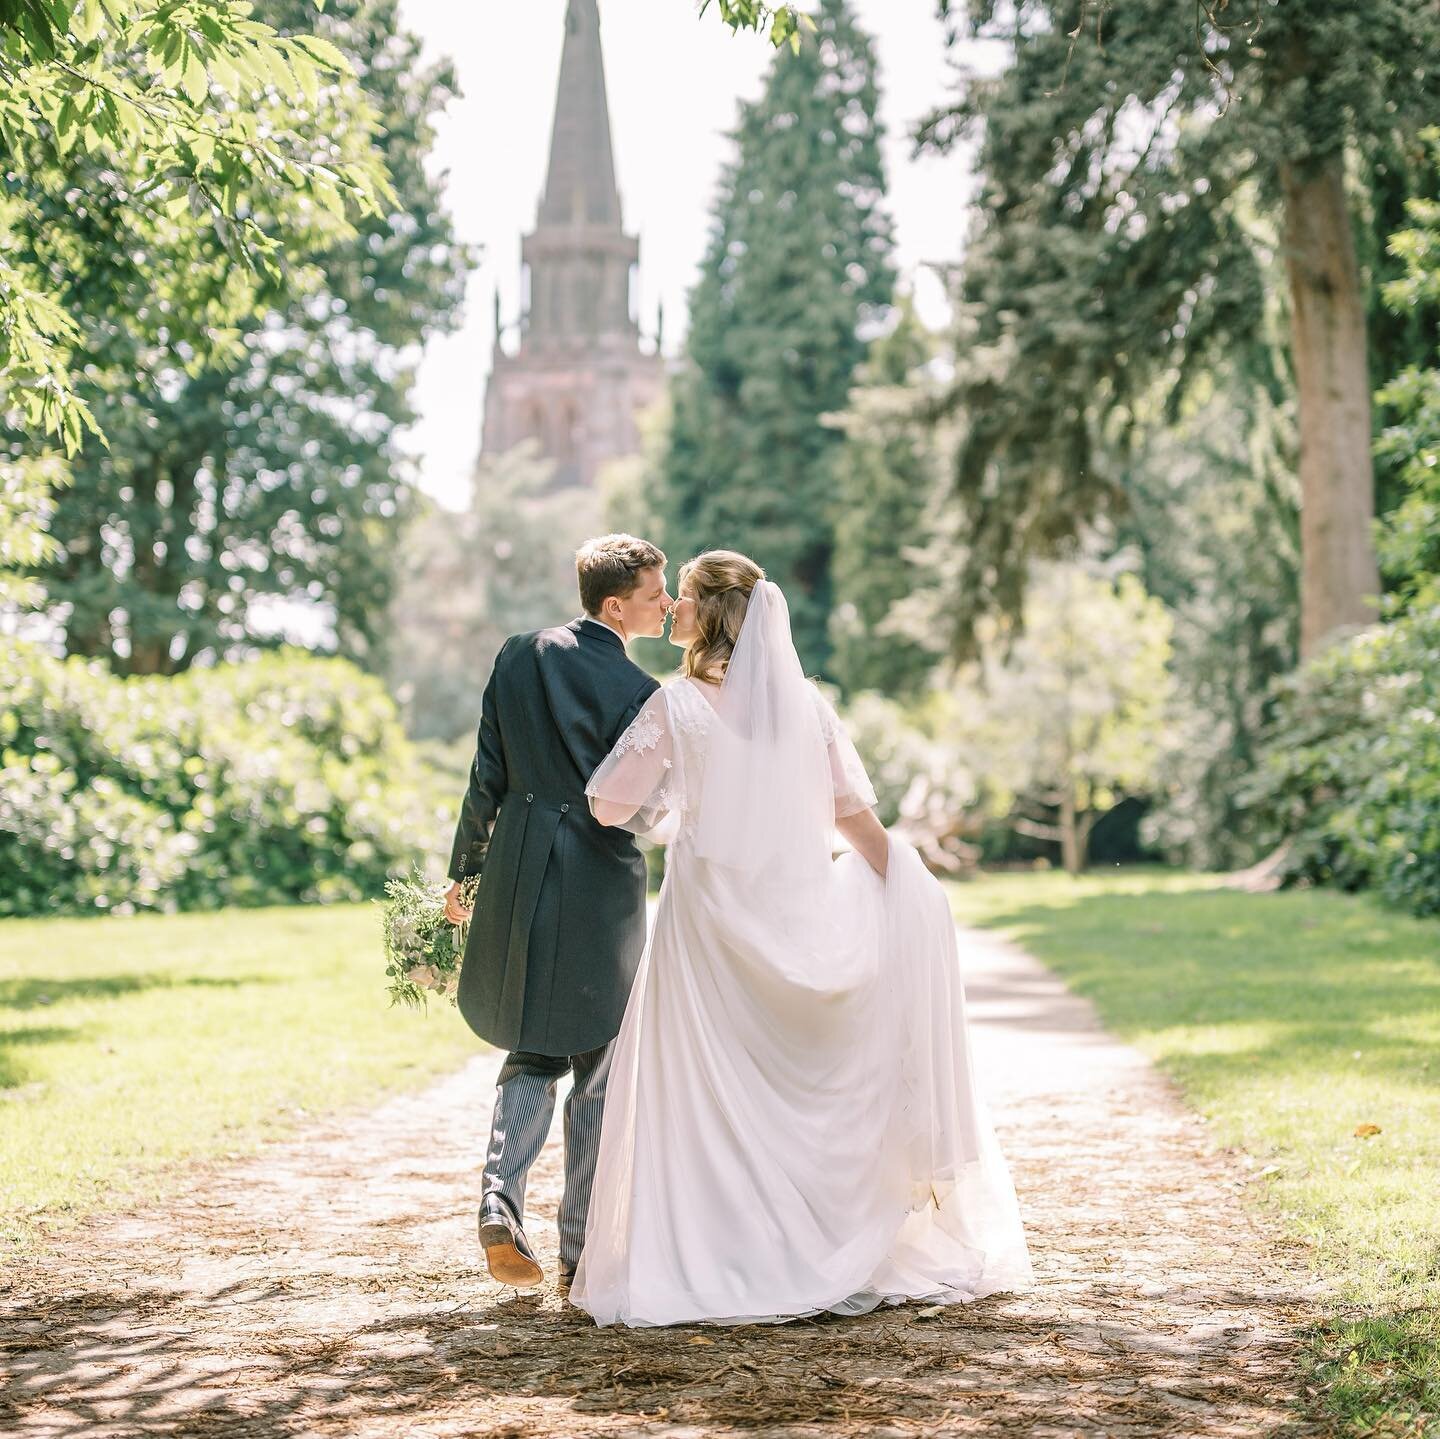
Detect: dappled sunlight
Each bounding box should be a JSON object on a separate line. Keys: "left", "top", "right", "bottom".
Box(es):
{"left": 2, "top": 942, "right": 1315, "bottom": 1438}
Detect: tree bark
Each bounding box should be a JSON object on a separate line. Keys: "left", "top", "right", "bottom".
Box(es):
{"left": 126, "top": 459, "right": 199, "bottom": 676}
{"left": 1279, "top": 152, "right": 1381, "bottom": 660}
{"left": 1059, "top": 785, "right": 1081, "bottom": 876}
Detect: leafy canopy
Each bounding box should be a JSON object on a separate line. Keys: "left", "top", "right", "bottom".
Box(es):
{"left": 20, "top": 0, "right": 470, "bottom": 676}
{"left": 1375, "top": 130, "right": 1440, "bottom": 611}
{"left": 0, "top": 0, "right": 392, "bottom": 453}
{"left": 917, "top": 0, "right": 1440, "bottom": 657}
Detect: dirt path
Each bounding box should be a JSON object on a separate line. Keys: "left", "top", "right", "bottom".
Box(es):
{"left": 1, "top": 927, "right": 1320, "bottom": 1438}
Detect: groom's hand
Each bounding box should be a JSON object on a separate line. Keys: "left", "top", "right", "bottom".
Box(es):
{"left": 444, "top": 881, "right": 473, "bottom": 925}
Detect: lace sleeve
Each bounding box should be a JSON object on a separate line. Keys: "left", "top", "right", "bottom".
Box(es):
{"left": 587, "top": 688, "right": 684, "bottom": 839}
{"left": 812, "top": 686, "right": 878, "bottom": 820}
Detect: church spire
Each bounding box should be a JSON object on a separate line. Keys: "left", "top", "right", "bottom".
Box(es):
{"left": 481, "top": 0, "right": 661, "bottom": 491}
{"left": 538, "top": 0, "right": 621, "bottom": 230}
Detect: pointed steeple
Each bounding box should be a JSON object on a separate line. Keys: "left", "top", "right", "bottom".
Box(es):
{"left": 538, "top": 0, "right": 621, "bottom": 230}
{"left": 480, "top": 0, "right": 661, "bottom": 492}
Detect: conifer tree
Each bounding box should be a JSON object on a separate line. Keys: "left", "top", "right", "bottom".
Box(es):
{"left": 922, "top": 0, "right": 1440, "bottom": 661}
{"left": 829, "top": 296, "right": 941, "bottom": 697}
{"left": 659, "top": 0, "right": 893, "bottom": 670}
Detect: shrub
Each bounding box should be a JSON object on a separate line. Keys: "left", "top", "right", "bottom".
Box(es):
{"left": 0, "top": 642, "right": 451, "bottom": 916}
{"left": 1241, "top": 602, "right": 1440, "bottom": 916}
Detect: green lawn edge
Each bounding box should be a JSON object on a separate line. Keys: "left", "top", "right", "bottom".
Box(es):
{"left": 947, "top": 868, "right": 1440, "bottom": 1438}
{"left": 0, "top": 902, "right": 481, "bottom": 1264}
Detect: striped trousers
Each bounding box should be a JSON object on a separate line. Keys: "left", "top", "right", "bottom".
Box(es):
{"left": 481, "top": 1043, "right": 612, "bottom": 1268}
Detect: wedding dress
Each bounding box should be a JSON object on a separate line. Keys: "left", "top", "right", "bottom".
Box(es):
{"left": 570, "top": 583, "right": 1032, "bottom": 1328}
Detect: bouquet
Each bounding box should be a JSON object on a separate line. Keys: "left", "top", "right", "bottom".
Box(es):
{"left": 380, "top": 868, "right": 478, "bottom": 1008}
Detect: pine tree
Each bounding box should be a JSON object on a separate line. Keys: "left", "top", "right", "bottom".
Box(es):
{"left": 828, "top": 296, "right": 942, "bottom": 697}
{"left": 659, "top": 0, "right": 893, "bottom": 670}
{"left": 921, "top": 0, "right": 1440, "bottom": 661}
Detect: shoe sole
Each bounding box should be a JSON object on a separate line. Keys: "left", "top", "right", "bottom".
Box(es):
{"left": 480, "top": 1223, "right": 543, "bottom": 1288}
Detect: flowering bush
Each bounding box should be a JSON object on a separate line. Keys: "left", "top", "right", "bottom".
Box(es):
{"left": 0, "top": 640, "right": 452, "bottom": 915}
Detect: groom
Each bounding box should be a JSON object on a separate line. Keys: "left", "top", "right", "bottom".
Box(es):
{"left": 443, "top": 534, "right": 671, "bottom": 1288}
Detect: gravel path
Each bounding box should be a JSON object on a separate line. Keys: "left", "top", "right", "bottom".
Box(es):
{"left": 1, "top": 927, "right": 1320, "bottom": 1437}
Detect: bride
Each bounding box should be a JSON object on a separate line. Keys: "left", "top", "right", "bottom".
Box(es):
{"left": 570, "top": 550, "right": 1032, "bottom": 1328}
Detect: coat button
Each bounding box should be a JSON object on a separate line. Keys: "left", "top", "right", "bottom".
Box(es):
{"left": 526, "top": 793, "right": 534, "bottom": 802}
{"left": 560, "top": 803, "right": 570, "bottom": 813}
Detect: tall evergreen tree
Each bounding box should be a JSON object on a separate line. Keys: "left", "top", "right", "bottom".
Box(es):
{"left": 828, "top": 296, "right": 942, "bottom": 697}
{"left": 22, "top": 0, "right": 468, "bottom": 674}
{"left": 659, "top": 0, "right": 893, "bottom": 670}
{"left": 1122, "top": 369, "right": 1301, "bottom": 869}
{"left": 921, "top": 0, "right": 1440, "bottom": 662}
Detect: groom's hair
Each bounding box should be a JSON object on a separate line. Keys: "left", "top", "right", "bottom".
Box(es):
{"left": 576, "top": 534, "right": 667, "bottom": 615}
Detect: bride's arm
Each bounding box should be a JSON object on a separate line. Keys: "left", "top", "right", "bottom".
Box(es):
{"left": 587, "top": 689, "right": 677, "bottom": 834}
{"left": 836, "top": 807, "right": 889, "bottom": 879}
{"left": 592, "top": 796, "right": 640, "bottom": 827}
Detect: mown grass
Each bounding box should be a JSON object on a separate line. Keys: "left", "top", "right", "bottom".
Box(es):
{"left": 949, "top": 868, "right": 1440, "bottom": 1438}
{"left": 0, "top": 903, "right": 478, "bottom": 1259}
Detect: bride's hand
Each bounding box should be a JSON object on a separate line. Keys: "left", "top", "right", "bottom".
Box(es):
{"left": 836, "top": 809, "right": 890, "bottom": 879}
{"left": 444, "top": 880, "right": 473, "bottom": 924}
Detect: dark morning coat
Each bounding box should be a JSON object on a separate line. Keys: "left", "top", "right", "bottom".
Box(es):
{"left": 447, "top": 617, "right": 660, "bottom": 1057}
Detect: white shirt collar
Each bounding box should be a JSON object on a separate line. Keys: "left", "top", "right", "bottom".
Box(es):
{"left": 584, "top": 615, "right": 627, "bottom": 644}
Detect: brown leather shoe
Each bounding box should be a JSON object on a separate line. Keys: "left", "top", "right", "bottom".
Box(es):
{"left": 478, "top": 1202, "right": 543, "bottom": 1288}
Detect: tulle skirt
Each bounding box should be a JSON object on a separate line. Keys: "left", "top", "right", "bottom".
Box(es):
{"left": 569, "top": 835, "right": 1033, "bottom": 1328}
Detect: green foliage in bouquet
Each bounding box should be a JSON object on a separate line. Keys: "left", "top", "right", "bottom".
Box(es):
{"left": 1241, "top": 603, "right": 1440, "bottom": 917}
{"left": 380, "top": 869, "right": 476, "bottom": 1009}
{"left": 0, "top": 639, "right": 450, "bottom": 915}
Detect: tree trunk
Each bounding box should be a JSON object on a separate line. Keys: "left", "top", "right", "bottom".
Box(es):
{"left": 126, "top": 461, "right": 198, "bottom": 676}
{"left": 1059, "top": 785, "right": 1081, "bottom": 876}
{"left": 1279, "top": 152, "right": 1381, "bottom": 660}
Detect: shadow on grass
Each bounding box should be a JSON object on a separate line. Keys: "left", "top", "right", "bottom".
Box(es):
{"left": 0, "top": 1026, "right": 80, "bottom": 1090}
{"left": 0, "top": 1280, "right": 1321, "bottom": 1436}
{"left": 0, "top": 973, "right": 269, "bottom": 1011}
{"left": 1309, "top": 1308, "right": 1440, "bottom": 1436}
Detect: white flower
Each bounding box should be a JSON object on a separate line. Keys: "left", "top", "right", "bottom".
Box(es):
{"left": 390, "top": 916, "right": 422, "bottom": 950}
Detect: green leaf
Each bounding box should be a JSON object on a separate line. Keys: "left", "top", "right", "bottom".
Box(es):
{"left": 290, "top": 33, "right": 347, "bottom": 73}
{"left": 74, "top": 0, "right": 104, "bottom": 43}
{"left": 107, "top": 87, "right": 143, "bottom": 136}
{"left": 292, "top": 52, "right": 318, "bottom": 106}
{"left": 181, "top": 45, "right": 208, "bottom": 105}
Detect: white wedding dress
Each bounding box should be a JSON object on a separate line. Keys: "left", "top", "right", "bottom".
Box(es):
{"left": 570, "top": 585, "right": 1032, "bottom": 1328}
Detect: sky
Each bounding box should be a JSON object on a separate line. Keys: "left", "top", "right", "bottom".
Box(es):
{"left": 393, "top": 0, "right": 992, "bottom": 511}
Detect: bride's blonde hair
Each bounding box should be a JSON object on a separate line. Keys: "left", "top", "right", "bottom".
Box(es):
{"left": 679, "top": 550, "right": 765, "bottom": 684}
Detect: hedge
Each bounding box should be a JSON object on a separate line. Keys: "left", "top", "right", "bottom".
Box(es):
{"left": 0, "top": 642, "right": 453, "bottom": 916}
{"left": 1242, "top": 602, "right": 1440, "bottom": 917}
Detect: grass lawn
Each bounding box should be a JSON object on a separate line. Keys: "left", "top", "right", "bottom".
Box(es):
{"left": 949, "top": 868, "right": 1440, "bottom": 1438}
{"left": 0, "top": 903, "right": 479, "bottom": 1259}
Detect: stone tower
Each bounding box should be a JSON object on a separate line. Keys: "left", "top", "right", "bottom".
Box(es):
{"left": 480, "top": 0, "right": 664, "bottom": 490}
